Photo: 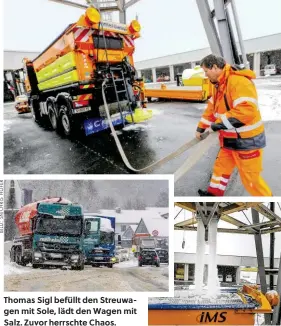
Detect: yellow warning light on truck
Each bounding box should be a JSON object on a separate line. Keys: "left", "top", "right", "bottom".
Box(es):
{"left": 85, "top": 7, "right": 101, "bottom": 24}
{"left": 129, "top": 20, "right": 141, "bottom": 33}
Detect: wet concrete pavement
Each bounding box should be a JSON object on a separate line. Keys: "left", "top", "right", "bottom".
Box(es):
{"left": 4, "top": 76, "right": 281, "bottom": 196}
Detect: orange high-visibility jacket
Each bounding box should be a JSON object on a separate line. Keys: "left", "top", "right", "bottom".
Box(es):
{"left": 197, "top": 64, "right": 265, "bottom": 150}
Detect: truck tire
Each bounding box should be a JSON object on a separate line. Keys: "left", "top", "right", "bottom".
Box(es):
{"left": 15, "top": 247, "right": 26, "bottom": 266}
{"left": 59, "top": 105, "right": 73, "bottom": 136}
{"left": 31, "top": 99, "right": 42, "bottom": 124}
{"left": 48, "top": 103, "right": 58, "bottom": 130}
{"left": 77, "top": 261, "right": 85, "bottom": 270}
{"left": 108, "top": 264, "right": 113, "bottom": 268}
{"left": 72, "top": 262, "right": 84, "bottom": 271}
{"left": 32, "top": 264, "right": 40, "bottom": 269}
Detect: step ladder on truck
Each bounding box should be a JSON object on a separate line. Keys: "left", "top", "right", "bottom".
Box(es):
{"left": 22, "top": 6, "right": 152, "bottom": 137}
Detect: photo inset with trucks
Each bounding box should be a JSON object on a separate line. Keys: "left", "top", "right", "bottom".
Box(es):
{"left": 4, "top": 180, "right": 169, "bottom": 292}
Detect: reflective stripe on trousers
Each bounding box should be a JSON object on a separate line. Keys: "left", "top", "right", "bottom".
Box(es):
{"left": 207, "top": 148, "right": 272, "bottom": 196}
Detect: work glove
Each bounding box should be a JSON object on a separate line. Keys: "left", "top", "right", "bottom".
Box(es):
{"left": 211, "top": 122, "right": 227, "bottom": 132}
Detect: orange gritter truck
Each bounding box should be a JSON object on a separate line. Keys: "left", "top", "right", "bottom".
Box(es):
{"left": 23, "top": 7, "right": 152, "bottom": 136}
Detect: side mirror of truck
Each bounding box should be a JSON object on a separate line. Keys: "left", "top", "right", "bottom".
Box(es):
{"left": 84, "top": 221, "right": 91, "bottom": 235}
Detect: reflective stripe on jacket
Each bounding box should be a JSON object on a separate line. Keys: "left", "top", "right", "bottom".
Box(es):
{"left": 197, "top": 64, "right": 266, "bottom": 150}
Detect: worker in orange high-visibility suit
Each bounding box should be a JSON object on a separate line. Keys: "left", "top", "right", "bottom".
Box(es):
{"left": 196, "top": 54, "right": 272, "bottom": 197}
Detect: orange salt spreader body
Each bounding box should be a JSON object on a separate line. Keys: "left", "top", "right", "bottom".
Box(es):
{"left": 22, "top": 7, "right": 151, "bottom": 137}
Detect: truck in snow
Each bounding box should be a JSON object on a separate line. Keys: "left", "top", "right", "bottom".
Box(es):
{"left": 83, "top": 214, "right": 116, "bottom": 268}
{"left": 133, "top": 236, "right": 157, "bottom": 256}
{"left": 10, "top": 198, "right": 86, "bottom": 270}
{"left": 22, "top": 6, "right": 152, "bottom": 137}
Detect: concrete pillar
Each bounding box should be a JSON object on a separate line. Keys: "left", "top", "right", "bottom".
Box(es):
{"left": 184, "top": 264, "right": 189, "bottom": 281}
{"left": 236, "top": 266, "right": 241, "bottom": 284}
{"left": 253, "top": 52, "right": 261, "bottom": 77}
{"left": 152, "top": 68, "right": 157, "bottom": 83}
{"left": 191, "top": 62, "right": 196, "bottom": 68}
{"left": 169, "top": 65, "right": 175, "bottom": 82}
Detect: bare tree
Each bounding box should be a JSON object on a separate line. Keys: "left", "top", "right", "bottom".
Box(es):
{"left": 155, "top": 191, "right": 169, "bottom": 207}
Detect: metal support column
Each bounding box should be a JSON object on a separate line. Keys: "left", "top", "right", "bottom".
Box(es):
{"left": 213, "top": 0, "right": 234, "bottom": 64}
{"left": 252, "top": 208, "right": 271, "bottom": 326}
{"left": 119, "top": 0, "right": 126, "bottom": 23}
{"left": 270, "top": 202, "right": 275, "bottom": 290}
{"left": 230, "top": 0, "right": 248, "bottom": 67}
{"left": 196, "top": 0, "right": 222, "bottom": 56}
{"left": 272, "top": 254, "right": 281, "bottom": 326}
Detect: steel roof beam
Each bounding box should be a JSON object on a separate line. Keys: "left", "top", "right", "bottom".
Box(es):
{"left": 254, "top": 204, "right": 281, "bottom": 223}
{"left": 174, "top": 226, "right": 255, "bottom": 234}
{"left": 174, "top": 202, "right": 196, "bottom": 212}
{"left": 220, "top": 213, "right": 247, "bottom": 227}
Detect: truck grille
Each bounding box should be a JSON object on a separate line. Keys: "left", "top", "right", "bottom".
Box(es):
{"left": 39, "top": 242, "right": 79, "bottom": 252}
{"left": 92, "top": 248, "right": 110, "bottom": 255}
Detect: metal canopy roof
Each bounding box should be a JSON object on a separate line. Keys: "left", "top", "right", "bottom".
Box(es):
{"left": 174, "top": 202, "right": 281, "bottom": 234}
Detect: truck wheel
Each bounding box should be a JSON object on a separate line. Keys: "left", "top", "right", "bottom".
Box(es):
{"left": 15, "top": 247, "right": 23, "bottom": 265}
{"left": 59, "top": 106, "right": 73, "bottom": 136}
{"left": 48, "top": 104, "right": 58, "bottom": 130}
{"left": 108, "top": 264, "right": 113, "bottom": 268}
{"left": 32, "top": 263, "right": 40, "bottom": 269}
{"left": 78, "top": 262, "right": 85, "bottom": 270}
{"left": 10, "top": 246, "right": 16, "bottom": 262}
{"left": 31, "top": 99, "right": 42, "bottom": 123}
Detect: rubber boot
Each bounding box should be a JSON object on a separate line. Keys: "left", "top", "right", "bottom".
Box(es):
{"left": 198, "top": 189, "right": 215, "bottom": 197}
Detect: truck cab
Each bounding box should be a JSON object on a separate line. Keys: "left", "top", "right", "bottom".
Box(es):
{"left": 84, "top": 214, "right": 116, "bottom": 268}
{"left": 31, "top": 202, "right": 85, "bottom": 270}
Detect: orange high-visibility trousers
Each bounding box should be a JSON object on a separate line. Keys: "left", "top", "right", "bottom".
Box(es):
{"left": 207, "top": 148, "right": 272, "bottom": 196}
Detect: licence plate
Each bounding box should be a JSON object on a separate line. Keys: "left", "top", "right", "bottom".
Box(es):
{"left": 94, "top": 257, "right": 104, "bottom": 260}
{"left": 73, "top": 106, "right": 91, "bottom": 114}
{"left": 50, "top": 253, "right": 63, "bottom": 258}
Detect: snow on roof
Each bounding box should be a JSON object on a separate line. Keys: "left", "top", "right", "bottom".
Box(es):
{"left": 130, "top": 225, "right": 137, "bottom": 232}
{"left": 99, "top": 207, "right": 168, "bottom": 224}
{"left": 138, "top": 215, "right": 169, "bottom": 237}
{"left": 100, "top": 218, "right": 114, "bottom": 233}
{"left": 146, "top": 207, "right": 169, "bottom": 216}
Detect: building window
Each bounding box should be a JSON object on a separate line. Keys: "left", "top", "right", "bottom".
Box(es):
{"left": 156, "top": 66, "right": 170, "bottom": 82}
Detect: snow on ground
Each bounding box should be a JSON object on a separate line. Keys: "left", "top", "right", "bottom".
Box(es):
{"left": 150, "top": 108, "right": 164, "bottom": 115}
{"left": 115, "top": 258, "right": 138, "bottom": 268}
{"left": 4, "top": 120, "right": 13, "bottom": 132}
{"left": 4, "top": 263, "right": 31, "bottom": 276}
{"left": 4, "top": 241, "right": 31, "bottom": 276}
{"left": 258, "top": 89, "right": 281, "bottom": 121}
{"left": 122, "top": 123, "right": 150, "bottom": 132}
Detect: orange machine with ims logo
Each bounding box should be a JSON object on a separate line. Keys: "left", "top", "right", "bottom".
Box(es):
{"left": 148, "top": 285, "right": 279, "bottom": 325}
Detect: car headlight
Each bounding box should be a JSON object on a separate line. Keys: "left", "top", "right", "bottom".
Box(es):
{"left": 111, "top": 257, "right": 116, "bottom": 262}
{"left": 34, "top": 252, "right": 42, "bottom": 258}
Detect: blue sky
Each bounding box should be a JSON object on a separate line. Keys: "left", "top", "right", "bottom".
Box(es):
{"left": 4, "top": 0, "right": 281, "bottom": 61}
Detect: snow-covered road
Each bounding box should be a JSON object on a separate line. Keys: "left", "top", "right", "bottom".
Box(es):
{"left": 4, "top": 242, "right": 169, "bottom": 292}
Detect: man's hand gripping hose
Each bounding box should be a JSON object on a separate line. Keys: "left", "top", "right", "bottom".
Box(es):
{"left": 102, "top": 80, "right": 218, "bottom": 179}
